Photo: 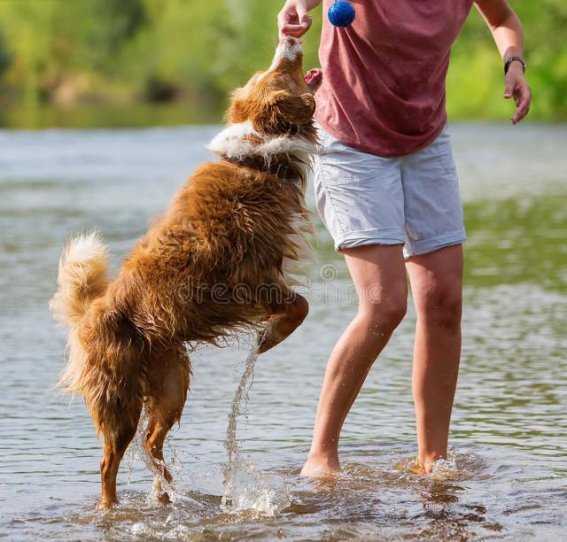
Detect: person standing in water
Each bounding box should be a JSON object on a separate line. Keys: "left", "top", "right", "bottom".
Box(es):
{"left": 277, "top": 0, "right": 531, "bottom": 475}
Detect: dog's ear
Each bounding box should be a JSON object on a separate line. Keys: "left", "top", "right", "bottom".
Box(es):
{"left": 273, "top": 91, "right": 316, "bottom": 124}
{"left": 254, "top": 91, "right": 316, "bottom": 134}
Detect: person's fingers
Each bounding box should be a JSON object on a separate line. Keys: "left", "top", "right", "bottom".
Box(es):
{"left": 279, "top": 18, "right": 312, "bottom": 38}
{"left": 278, "top": 4, "right": 312, "bottom": 38}
{"left": 504, "top": 75, "right": 514, "bottom": 99}
{"left": 280, "top": 22, "right": 310, "bottom": 38}
{"left": 295, "top": 3, "right": 310, "bottom": 25}
{"left": 504, "top": 71, "right": 531, "bottom": 125}
{"left": 512, "top": 85, "right": 531, "bottom": 124}
{"left": 303, "top": 13, "right": 313, "bottom": 30}
{"left": 278, "top": 5, "right": 297, "bottom": 37}
{"left": 513, "top": 87, "right": 521, "bottom": 107}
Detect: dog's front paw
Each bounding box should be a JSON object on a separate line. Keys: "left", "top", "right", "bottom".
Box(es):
{"left": 152, "top": 477, "right": 172, "bottom": 505}
{"left": 156, "top": 491, "right": 171, "bottom": 505}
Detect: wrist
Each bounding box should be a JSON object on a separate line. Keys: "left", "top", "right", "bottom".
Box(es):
{"left": 504, "top": 56, "right": 526, "bottom": 75}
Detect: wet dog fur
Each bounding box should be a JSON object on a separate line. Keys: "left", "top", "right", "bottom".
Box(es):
{"left": 51, "top": 38, "right": 322, "bottom": 507}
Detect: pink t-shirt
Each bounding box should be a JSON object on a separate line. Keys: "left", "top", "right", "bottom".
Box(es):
{"left": 316, "top": 0, "right": 475, "bottom": 157}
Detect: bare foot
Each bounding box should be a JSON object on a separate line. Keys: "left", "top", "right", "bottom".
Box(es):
{"left": 300, "top": 455, "right": 340, "bottom": 478}
{"left": 418, "top": 455, "right": 445, "bottom": 474}
{"left": 394, "top": 456, "right": 440, "bottom": 475}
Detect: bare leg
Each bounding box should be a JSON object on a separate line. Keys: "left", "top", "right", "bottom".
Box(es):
{"left": 302, "top": 245, "right": 407, "bottom": 477}
{"left": 406, "top": 245, "right": 463, "bottom": 473}
{"left": 144, "top": 346, "right": 190, "bottom": 502}
{"left": 257, "top": 292, "right": 309, "bottom": 354}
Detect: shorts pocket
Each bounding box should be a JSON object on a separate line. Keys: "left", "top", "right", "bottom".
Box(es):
{"left": 320, "top": 168, "right": 404, "bottom": 237}
{"left": 431, "top": 128, "right": 457, "bottom": 176}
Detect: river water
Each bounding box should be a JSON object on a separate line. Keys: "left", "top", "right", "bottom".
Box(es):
{"left": 0, "top": 123, "right": 565, "bottom": 541}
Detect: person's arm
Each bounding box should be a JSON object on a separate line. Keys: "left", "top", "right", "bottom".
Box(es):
{"left": 278, "top": 0, "right": 322, "bottom": 38}
{"left": 475, "top": 0, "right": 531, "bottom": 124}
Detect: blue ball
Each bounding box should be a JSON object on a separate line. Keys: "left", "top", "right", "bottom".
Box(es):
{"left": 328, "top": 1, "right": 356, "bottom": 28}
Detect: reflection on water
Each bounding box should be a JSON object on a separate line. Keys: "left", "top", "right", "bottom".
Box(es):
{"left": 0, "top": 124, "right": 566, "bottom": 541}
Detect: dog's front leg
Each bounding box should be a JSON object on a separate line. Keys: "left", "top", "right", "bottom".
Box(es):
{"left": 257, "top": 293, "right": 309, "bottom": 354}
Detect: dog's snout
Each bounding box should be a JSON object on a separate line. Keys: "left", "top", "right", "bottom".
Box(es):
{"left": 268, "top": 35, "right": 303, "bottom": 72}
{"left": 281, "top": 36, "right": 302, "bottom": 48}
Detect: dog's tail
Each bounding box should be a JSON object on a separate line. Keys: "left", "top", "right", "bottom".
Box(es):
{"left": 50, "top": 231, "right": 110, "bottom": 393}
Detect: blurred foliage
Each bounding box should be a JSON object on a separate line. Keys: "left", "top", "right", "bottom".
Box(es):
{"left": 0, "top": 0, "right": 565, "bottom": 128}
{"left": 448, "top": 0, "right": 567, "bottom": 121}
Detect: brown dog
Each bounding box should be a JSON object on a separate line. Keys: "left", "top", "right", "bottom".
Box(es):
{"left": 51, "top": 37, "right": 322, "bottom": 508}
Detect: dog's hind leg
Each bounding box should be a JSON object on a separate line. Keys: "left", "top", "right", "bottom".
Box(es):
{"left": 144, "top": 345, "right": 191, "bottom": 502}
{"left": 81, "top": 342, "right": 145, "bottom": 507}
{"left": 86, "top": 376, "right": 143, "bottom": 507}
{"left": 93, "top": 380, "right": 143, "bottom": 507}
{"left": 257, "top": 291, "right": 309, "bottom": 354}
{"left": 99, "top": 415, "right": 141, "bottom": 508}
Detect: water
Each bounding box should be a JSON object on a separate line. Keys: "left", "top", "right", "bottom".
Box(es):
{"left": 0, "top": 123, "right": 566, "bottom": 541}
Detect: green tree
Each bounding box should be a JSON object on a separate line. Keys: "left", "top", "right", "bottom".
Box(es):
{"left": 0, "top": 0, "right": 564, "bottom": 126}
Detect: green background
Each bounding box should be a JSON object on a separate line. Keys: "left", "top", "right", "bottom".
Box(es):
{"left": 0, "top": 0, "right": 565, "bottom": 128}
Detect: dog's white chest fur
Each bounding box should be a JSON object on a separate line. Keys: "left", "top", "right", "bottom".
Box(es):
{"left": 207, "top": 122, "right": 314, "bottom": 179}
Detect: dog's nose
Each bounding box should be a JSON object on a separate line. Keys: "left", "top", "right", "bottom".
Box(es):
{"left": 281, "top": 36, "right": 302, "bottom": 47}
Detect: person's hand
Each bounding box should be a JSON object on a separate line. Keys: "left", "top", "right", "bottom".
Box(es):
{"left": 278, "top": 1, "right": 313, "bottom": 38}
{"left": 504, "top": 63, "right": 531, "bottom": 125}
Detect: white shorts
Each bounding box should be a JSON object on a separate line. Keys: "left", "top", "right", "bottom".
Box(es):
{"left": 313, "top": 125, "right": 467, "bottom": 257}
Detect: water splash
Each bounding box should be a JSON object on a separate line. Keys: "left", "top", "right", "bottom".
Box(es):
{"left": 125, "top": 408, "right": 202, "bottom": 507}
{"left": 393, "top": 450, "right": 490, "bottom": 482}
{"left": 221, "top": 346, "right": 290, "bottom": 516}
{"left": 224, "top": 348, "right": 258, "bottom": 477}
{"left": 430, "top": 457, "right": 459, "bottom": 479}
